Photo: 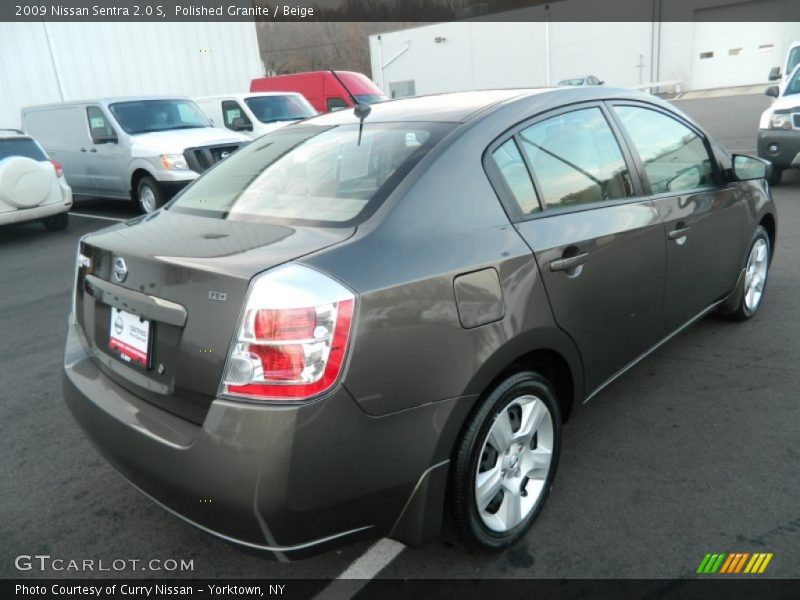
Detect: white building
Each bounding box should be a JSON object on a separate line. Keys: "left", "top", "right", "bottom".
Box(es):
{"left": 369, "top": 4, "right": 800, "bottom": 97}
{"left": 0, "top": 22, "right": 264, "bottom": 127}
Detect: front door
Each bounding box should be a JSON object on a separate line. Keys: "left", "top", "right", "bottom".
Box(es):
{"left": 84, "top": 105, "right": 127, "bottom": 198}
{"left": 490, "top": 104, "right": 667, "bottom": 394}
{"left": 610, "top": 103, "right": 743, "bottom": 334}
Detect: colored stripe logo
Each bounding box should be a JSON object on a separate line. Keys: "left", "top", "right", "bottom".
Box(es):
{"left": 696, "top": 552, "right": 773, "bottom": 574}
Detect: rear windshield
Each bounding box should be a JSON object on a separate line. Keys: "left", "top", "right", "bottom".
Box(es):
{"left": 0, "top": 138, "right": 46, "bottom": 161}
{"left": 244, "top": 95, "right": 316, "bottom": 123}
{"left": 170, "top": 121, "right": 453, "bottom": 226}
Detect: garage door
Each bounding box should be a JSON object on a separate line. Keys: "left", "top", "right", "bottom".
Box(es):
{"left": 690, "top": 2, "right": 783, "bottom": 90}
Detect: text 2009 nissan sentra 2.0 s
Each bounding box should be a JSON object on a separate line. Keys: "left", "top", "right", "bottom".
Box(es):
{"left": 64, "top": 88, "right": 776, "bottom": 559}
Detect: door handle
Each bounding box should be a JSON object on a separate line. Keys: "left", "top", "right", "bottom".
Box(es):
{"left": 550, "top": 252, "right": 590, "bottom": 272}
{"left": 668, "top": 226, "right": 691, "bottom": 241}
{"left": 89, "top": 148, "right": 97, "bottom": 153}
{"left": 80, "top": 148, "right": 87, "bottom": 152}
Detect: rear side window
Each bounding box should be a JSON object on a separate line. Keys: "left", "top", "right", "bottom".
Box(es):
{"left": 614, "top": 106, "right": 714, "bottom": 194}
{"left": 492, "top": 138, "right": 540, "bottom": 215}
{"left": 518, "top": 107, "right": 634, "bottom": 209}
{"left": 171, "top": 122, "right": 454, "bottom": 226}
{"left": 0, "top": 138, "right": 47, "bottom": 161}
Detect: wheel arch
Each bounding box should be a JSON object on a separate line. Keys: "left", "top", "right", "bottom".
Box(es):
{"left": 760, "top": 211, "right": 776, "bottom": 259}
{"left": 130, "top": 166, "right": 156, "bottom": 198}
{"left": 391, "top": 345, "right": 580, "bottom": 548}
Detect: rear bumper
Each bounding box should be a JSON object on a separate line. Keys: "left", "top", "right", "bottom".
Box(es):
{"left": 0, "top": 197, "right": 71, "bottom": 226}
{"left": 757, "top": 129, "right": 800, "bottom": 169}
{"left": 63, "top": 324, "right": 463, "bottom": 559}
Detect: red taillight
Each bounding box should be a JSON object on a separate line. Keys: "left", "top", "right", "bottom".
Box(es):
{"left": 221, "top": 265, "right": 355, "bottom": 401}
{"left": 254, "top": 307, "right": 316, "bottom": 340}
{"left": 50, "top": 159, "right": 63, "bottom": 178}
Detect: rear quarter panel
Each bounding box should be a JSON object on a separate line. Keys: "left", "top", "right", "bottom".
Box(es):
{"left": 303, "top": 107, "right": 584, "bottom": 419}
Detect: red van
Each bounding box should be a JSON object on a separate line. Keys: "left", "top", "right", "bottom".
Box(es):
{"left": 250, "top": 70, "right": 387, "bottom": 114}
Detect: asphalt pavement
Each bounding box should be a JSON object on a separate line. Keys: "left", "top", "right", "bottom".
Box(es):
{"left": 0, "top": 92, "right": 797, "bottom": 582}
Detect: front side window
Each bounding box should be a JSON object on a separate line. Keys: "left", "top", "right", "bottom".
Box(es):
{"left": 326, "top": 97, "right": 348, "bottom": 112}
{"left": 614, "top": 106, "right": 714, "bottom": 194}
{"left": 787, "top": 46, "right": 800, "bottom": 76}
{"left": 170, "top": 122, "right": 453, "bottom": 226}
{"left": 222, "top": 100, "right": 252, "bottom": 129}
{"left": 518, "top": 107, "right": 634, "bottom": 210}
{"left": 244, "top": 95, "right": 316, "bottom": 124}
{"left": 492, "top": 138, "right": 540, "bottom": 215}
{"left": 86, "top": 106, "right": 115, "bottom": 138}
{"left": 109, "top": 99, "right": 211, "bottom": 134}
{"left": 785, "top": 67, "right": 800, "bottom": 96}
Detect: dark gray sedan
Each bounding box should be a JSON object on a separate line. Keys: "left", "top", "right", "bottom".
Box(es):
{"left": 64, "top": 87, "right": 776, "bottom": 558}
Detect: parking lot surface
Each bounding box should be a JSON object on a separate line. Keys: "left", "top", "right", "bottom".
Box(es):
{"left": 1, "top": 93, "right": 798, "bottom": 581}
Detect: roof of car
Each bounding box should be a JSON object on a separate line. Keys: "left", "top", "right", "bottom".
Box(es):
{"left": 304, "top": 87, "right": 652, "bottom": 125}
{"left": 309, "top": 89, "right": 550, "bottom": 124}
{"left": 22, "top": 96, "right": 192, "bottom": 112}
{"left": 0, "top": 129, "right": 30, "bottom": 139}
{"left": 195, "top": 92, "right": 307, "bottom": 101}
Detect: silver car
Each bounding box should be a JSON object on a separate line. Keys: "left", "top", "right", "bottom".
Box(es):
{"left": 22, "top": 97, "right": 249, "bottom": 214}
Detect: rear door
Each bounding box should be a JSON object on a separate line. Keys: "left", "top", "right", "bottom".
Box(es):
{"left": 609, "top": 102, "right": 743, "bottom": 334}
{"left": 487, "top": 103, "right": 666, "bottom": 394}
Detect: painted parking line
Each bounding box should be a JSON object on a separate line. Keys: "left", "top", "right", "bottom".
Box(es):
{"left": 313, "top": 538, "right": 405, "bottom": 600}
{"left": 70, "top": 212, "right": 127, "bottom": 222}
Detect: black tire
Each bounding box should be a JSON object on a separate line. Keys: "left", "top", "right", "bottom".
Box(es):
{"left": 767, "top": 165, "right": 783, "bottom": 186}
{"left": 450, "top": 371, "right": 562, "bottom": 552}
{"left": 43, "top": 211, "right": 68, "bottom": 231}
{"left": 728, "top": 225, "right": 771, "bottom": 322}
{"left": 135, "top": 176, "right": 164, "bottom": 214}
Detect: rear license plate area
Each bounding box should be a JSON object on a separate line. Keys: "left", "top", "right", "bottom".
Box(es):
{"left": 108, "top": 307, "right": 152, "bottom": 369}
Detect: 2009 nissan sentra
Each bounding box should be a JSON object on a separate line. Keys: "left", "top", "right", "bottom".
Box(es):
{"left": 64, "top": 87, "right": 776, "bottom": 559}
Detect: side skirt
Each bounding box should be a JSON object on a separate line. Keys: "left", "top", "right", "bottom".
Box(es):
{"left": 584, "top": 299, "right": 724, "bottom": 404}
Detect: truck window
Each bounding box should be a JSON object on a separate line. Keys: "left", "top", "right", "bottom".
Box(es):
{"left": 326, "top": 97, "right": 348, "bottom": 112}
{"left": 222, "top": 100, "right": 252, "bottom": 130}
{"left": 86, "top": 106, "right": 116, "bottom": 140}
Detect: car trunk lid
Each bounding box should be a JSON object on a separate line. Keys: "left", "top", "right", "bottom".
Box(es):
{"left": 74, "top": 209, "right": 354, "bottom": 424}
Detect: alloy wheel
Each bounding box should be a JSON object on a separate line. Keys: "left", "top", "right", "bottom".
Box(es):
{"left": 139, "top": 185, "right": 157, "bottom": 213}
{"left": 744, "top": 238, "right": 768, "bottom": 313}
{"left": 475, "top": 395, "right": 554, "bottom": 532}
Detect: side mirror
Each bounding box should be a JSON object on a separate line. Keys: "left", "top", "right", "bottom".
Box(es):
{"left": 91, "top": 128, "right": 117, "bottom": 144}
{"left": 768, "top": 66, "right": 781, "bottom": 81}
{"left": 732, "top": 154, "right": 771, "bottom": 181}
{"left": 597, "top": 80, "right": 605, "bottom": 85}
{"left": 230, "top": 117, "right": 252, "bottom": 132}
{"left": 765, "top": 85, "right": 779, "bottom": 98}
